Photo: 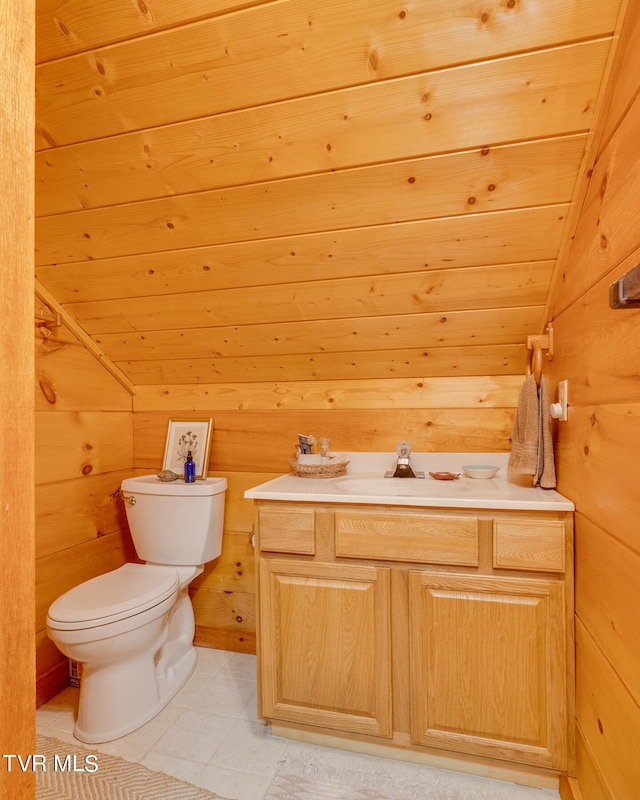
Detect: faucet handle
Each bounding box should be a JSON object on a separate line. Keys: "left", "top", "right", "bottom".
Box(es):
{"left": 396, "top": 440, "right": 412, "bottom": 458}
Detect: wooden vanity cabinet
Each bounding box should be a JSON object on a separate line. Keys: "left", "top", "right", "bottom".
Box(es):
{"left": 259, "top": 558, "right": 392, "bottom": 737}
{"left": 254, "top": 500, "right": 574, "bottom": 781}
{"left": 409, "top": 571, "right": 567, "bottom": 769}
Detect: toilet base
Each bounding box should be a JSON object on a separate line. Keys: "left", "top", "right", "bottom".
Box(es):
{"left": 72, "top": 587, "right": 199, "bottom": 744}
{"left": 74, "top": 642, "right": 197, "bottom": 744}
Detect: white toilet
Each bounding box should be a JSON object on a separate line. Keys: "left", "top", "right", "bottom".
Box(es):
{"left": 46, "top": 474, "right": 227, "bottom": 744}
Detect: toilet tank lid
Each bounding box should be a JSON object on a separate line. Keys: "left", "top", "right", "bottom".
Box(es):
{"left": 47, "top": 564, "right": 179, "bottom": 626}
{"left": 121, "top": 475, "right": 227, "bottom": 496}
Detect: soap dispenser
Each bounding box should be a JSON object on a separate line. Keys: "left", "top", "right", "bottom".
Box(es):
{"left": 184, "top": 451, "right": 196, "bottom": 483}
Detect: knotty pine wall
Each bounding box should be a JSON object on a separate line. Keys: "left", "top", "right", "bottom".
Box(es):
{"left": 29, "top": 6, "right": 639, "bottom": 798}
{"left": 1, "top": 3, "right": 35, "bottom": 797}
{"left": 546, "top": 4, "right": 640, "bottom": 798}
{"left": 34, "top": 317, "right": 134, "bottom": 704}
{"left": 34, "top": 0, "right": 624, "bottom": 389}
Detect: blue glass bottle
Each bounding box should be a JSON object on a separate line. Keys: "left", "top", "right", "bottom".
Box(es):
{"left": 184, "top": 451, "right": 196, "bottom": 483}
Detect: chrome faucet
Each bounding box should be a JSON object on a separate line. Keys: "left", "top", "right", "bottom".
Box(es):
{"left": 391, "top": 440, "right": 417, "bottom": 478}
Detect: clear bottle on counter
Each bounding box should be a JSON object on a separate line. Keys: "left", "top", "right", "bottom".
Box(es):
{"left": 319, "top": 437, "right": 330, "bottom": 460}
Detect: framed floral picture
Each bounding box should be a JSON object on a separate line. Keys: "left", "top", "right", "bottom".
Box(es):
{"left": 161, "top": 418, "right": 213, "bottom": 479}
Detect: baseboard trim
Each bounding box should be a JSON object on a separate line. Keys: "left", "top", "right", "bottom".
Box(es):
{"left": 194, "top": 625, "right": 256, "bottom": 654}
{"left": 560, "top": 776, "right": 583, "bottom": 800}
{"left": 36, "top": 660, "right": 69, "bottom": 707}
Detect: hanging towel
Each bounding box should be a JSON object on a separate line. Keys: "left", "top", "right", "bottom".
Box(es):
{"left": 508, "top": 374, "right": 556, "bottom": 488}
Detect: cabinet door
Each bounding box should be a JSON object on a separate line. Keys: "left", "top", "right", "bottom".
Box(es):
{"left": 408, "top": 571, "right": 567, "bottom": 769}
{"left": 259, "top": 558, "right": 392, "bottom": 737}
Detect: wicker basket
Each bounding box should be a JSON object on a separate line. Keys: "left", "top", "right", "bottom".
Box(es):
{"left": 290, "top": 456, "right": 349, "bottom": 478}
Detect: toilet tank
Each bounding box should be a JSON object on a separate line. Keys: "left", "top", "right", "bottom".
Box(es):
{"left": 120, "top": 475, "right": 227, "bottom": 565}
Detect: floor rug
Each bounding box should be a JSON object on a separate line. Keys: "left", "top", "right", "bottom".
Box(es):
{"left": 35, "top": 734, "right": 227, "bottom": 800}
{"left": 263, "top": 752, "right": 560, "bottom": 800}
{"left": 36, "top": 733, "right": 559, "bottom": 800}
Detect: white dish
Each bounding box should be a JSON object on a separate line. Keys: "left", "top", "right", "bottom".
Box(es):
{"left": 462, "top": 464, "right": 499, "bottom": 479}
{"left": 297, "top": 454, "right": 323, "bottom": 464}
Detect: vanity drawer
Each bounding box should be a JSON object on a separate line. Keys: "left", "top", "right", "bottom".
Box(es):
{"left": 259, "top": 506, "right": 315, "bottom": 555}
{"left": 493, "top": 519, "right": 565, "bottom": 573}
{"left": 335, "top": 511, "right": 479, "bottom": 566}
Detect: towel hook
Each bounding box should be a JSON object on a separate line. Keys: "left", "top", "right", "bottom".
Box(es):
{"left": 527, "top": 322, "right": 554, "bottom": 386}
{"left": 35, "top": 303, "right": 62, "bottom": 335}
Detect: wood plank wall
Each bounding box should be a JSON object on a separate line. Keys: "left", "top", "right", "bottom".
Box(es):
{"left": 33, "top": 0, "right": 623, "bottom": 390}
{"left": 31, "top": 17, "right": 640, "bottom": 800}
{"left": 31, "top": 0, "right": 626, "bottom": 693}
{"left": 546, "top": 3, "right": 640, "bottom": 798}
{"left": 35, "top": 317, "right": 134, "bottom": 703}
{"left": 1, "top": 3, "right": 35, "bottom": 797}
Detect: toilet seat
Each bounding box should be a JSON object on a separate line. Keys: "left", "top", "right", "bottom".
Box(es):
{"left": 47, "top": 563, "right": 179, "bottom": 631}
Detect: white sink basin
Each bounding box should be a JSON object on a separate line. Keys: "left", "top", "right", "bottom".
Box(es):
{"left": 334, "top": 476, "right": 466, "bottom": 497}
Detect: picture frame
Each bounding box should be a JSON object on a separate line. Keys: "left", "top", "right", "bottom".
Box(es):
{"left": 161, "top": 418, "right": 213, "bottom": 480}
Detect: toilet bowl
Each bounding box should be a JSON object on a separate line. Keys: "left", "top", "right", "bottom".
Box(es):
{"left": 46, "top": 475, "right": 227, "bottom": 743}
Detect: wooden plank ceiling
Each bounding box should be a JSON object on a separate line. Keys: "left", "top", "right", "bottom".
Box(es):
{"left": 34, "top": 0, "right": 624, "bottom": 387}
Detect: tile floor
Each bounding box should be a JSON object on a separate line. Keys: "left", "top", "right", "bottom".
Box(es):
{"left": 36, "top": 646, "right": 561, "bottom": 800}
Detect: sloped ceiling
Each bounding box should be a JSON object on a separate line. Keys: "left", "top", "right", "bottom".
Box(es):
{"left": 34, "top": 0, "right": 625, "bottom": 387}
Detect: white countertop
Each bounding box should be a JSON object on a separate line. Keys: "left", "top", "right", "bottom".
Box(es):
{"left": 244, "top": 452, "right": 574, "bottom": 512}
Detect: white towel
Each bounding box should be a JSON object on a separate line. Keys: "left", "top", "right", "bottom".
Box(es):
{"left": 508, "top": 375, "right": 556, "bottom": 489}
